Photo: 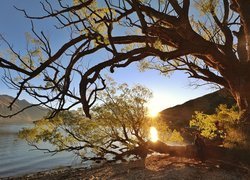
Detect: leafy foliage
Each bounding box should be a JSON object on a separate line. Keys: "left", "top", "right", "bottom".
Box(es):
{"left": 19, "top": 82, "right": 183, "bottom": 161}
{"left": 190, "top": 104, "right": 247, "bottom": 148}
{"left": 194, "top": 0, "right": 219, "bottom": 15}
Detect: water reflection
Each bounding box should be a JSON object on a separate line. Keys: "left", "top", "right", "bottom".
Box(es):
{"left": 0, "top": 123, "right": 82, "bottom": 178}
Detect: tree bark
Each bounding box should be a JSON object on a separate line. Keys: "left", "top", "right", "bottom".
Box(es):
{"left": 226, "top": 75, "right": 250, "bottom": 148}
{"left": 228, "top": 74, "right": 250, "bottom": 122}
{"left": 222, "top": 62, "right": 250, "bottom": 121}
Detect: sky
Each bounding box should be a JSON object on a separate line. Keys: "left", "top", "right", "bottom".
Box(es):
{"left": 0, "top": 0, "right": 217, "bottom": 114}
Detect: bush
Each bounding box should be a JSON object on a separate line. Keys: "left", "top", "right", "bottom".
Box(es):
{"left": 189, "top": 104, "right": 247, "bottom": 148}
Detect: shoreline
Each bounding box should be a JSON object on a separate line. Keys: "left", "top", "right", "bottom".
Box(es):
{"left": 2, "top": 154, "right": 250, "bottom": 180}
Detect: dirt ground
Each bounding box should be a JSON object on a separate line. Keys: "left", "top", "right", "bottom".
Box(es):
{"left": 3, "top": 154, "right": 250, "bottom": 180}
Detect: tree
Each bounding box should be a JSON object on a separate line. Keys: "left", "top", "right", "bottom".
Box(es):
{"left": 0, "top": 0, "right": 250, "bottom": 123}
{"left": 19, "top": 82, "right": 183, "bottom": 161}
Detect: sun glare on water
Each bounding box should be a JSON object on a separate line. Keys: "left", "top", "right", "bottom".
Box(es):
{"left": 149, "top": 126, "right": 158, "bottom": 142}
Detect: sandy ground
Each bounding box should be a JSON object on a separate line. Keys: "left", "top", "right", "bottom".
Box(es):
{"left": 2, "top": 154, "right": 250, "bottom": 180}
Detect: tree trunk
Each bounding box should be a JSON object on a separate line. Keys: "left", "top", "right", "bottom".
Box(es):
{"left": 225, "top": 64, "right": 250, "bottom": 120}
{"left": 229, "top": 78, "right": 250, "bottom": 121}
{"left": 226, "top": 71, "right": 250, "bottom": 148}
{"left": 233, "top": 90, "right": 250, "bottom": 121}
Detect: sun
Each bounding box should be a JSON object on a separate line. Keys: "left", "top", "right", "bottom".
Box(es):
{"left": 148, "top": 109, "right": 159, "bottom": 118}
{"left": 149, "top": 126, "right": 158, "bottom": 142}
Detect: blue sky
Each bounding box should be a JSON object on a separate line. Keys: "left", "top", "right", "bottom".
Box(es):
{"left": 0, "top": 0, "right": 216, "bottom": 113}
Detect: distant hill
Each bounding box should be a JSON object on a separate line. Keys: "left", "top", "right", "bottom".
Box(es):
{"left": 160, "top": 89, "right": 235, "bottom": 130}
{"left": 0, "top": 95, "right": 48, "bottom": 123}
{"left": 0, "top": 89, "right": 235, "bottom": 125}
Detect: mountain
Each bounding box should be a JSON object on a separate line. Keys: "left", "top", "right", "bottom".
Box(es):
{"left": 160, "top": 89, "right": 235, "bottom": 130}
{"left": 0, "top": 89, "right": 235, "bottom": 124}
{"left": 0, "top": 95, "right": 48, "bottom": 123}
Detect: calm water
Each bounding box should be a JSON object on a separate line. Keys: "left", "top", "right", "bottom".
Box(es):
{"left": 0, "top": 123, "right": 84, "bottom": 178}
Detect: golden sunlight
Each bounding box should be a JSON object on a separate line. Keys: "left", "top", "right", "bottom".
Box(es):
{"left": 149, "top": 126, "right": 158, "bottom": 142}
{"left": 148, "top": 109, "right": 159, "bottom": 118}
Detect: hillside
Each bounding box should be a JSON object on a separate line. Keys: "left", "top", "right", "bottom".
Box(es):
{"left": 0, "top": 89, "right": 235, "bottom": 124}
{"left": 161, "top": 89, "right": 235, "bottom": 130}
{"left": 0, "top": 95, "right": 48, "bottom": 123}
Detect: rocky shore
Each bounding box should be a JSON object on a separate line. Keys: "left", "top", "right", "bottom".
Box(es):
{"left": 2, "top": 155, "right": 250, "bottom": 180}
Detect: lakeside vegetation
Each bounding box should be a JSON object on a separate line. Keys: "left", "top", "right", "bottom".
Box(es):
{"left": 19, "top": 82, "right": 183, "bottom": 162}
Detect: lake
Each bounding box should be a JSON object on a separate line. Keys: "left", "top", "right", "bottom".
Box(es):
{"left": 0, "top": 123, "right": 85, "bottom": 178}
